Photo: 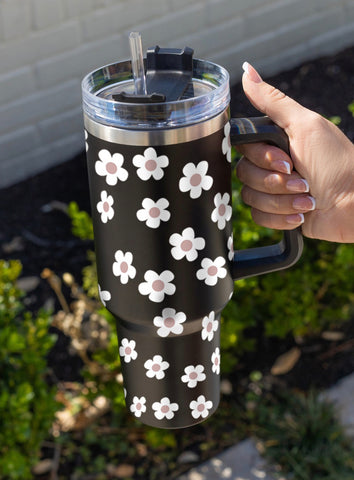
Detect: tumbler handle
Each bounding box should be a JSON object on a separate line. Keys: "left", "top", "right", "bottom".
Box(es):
{"left": 230, "top": 116, "right": 303, "bottom": 280}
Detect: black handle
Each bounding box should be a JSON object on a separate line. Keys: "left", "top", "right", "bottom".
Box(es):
{"left": 230, "top": 116, "right": 303, "bottom": 280}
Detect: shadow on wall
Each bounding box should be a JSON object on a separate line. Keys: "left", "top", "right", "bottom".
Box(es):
{"left": 177, "top": 438, "right": 274, "bottom": 480}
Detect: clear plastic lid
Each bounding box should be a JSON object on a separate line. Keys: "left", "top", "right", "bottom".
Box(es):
{"left": 82, "top": 58, "right": 230, "bottom": 129}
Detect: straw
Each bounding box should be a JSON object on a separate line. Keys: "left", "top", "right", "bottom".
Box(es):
{"left": 129, "top": 32, "right": 147, "bottom": 96}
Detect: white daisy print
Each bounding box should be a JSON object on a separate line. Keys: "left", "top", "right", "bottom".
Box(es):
{"left": 190, "top": 395, "right": 213, "bottom": 419}
{"left": 153, "top": 308, "right": 186, "bottom": 337}
{"left": 201, "top": 311, "right": 219, "bottom": 341}
{"left": 84, "top": 130, "right": 88, "bottom": 152}
{"left": 227, "top": 233, "right": 234, "bottom": 261}
{"left": 144, "top": 355, "right": 169, "bottom": 380}
{"left": 130, "top": 396, "right": 147, "bottom": 418}
{"left": 98, "top": 284, "right": 111, "bottom": 307}
{"left": 95, "top": 149, "right": 128, "bottom": 186}
{"left": 211, "top": 347, "right": 221, "bottom": 374}
{"left": 112, "top": 250, "right": 136, "bottom": 284}
{"left": 222, "top": 122, "right": 231, "bottom": 162}
{"left": 119, "top": 338, "right": 138, "bottom": 363}
{"left": 138, "top": 270, "right": 176, "bottom": 303}
{"left": 179, "top": 161, "right": 213, "bottom": 199}
{"left": 96, "top": 190, "right": 114, "bottom": 223}
{"left": 152, "top": 397, "right": 179, "bottom": 420}
{"left": 211, "top": 193, "right": 232, "bottom": 230}
{"left": 136, "top": 197, "right": 170, "bottom": 229}
{"left": 181, "top": 365, "right": 206, "bottom": 388}
{"left": 133, "top": 147, "right": 169, "bottom": 181}
{"left": 197, "top": 256, "right": 227, "bottom": 286}
{"left": 169, "top": 227, "right": 205, "bottom": 262}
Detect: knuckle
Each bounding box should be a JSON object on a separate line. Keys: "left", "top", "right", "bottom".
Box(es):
{"left": 263, "top": 173, "right": 282, "bottom": 192}
{"left": 268, "top": 86, "right": 287, "bottom": 103}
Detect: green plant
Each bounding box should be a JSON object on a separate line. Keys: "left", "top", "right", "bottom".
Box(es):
{"left": 0, "top": 260, "right": 59, "bottom": 480}
{"left": 254, "top": 390, "right": 354, "bottom": 479}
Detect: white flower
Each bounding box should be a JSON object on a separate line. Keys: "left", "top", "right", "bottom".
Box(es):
{"left": 197, "top": 256, "right": 227, "bottom": 286}
{"left": 130, "top": 396, "right": 147, "bottom": 418}
{"left": 181, "top": 365, "right": 206, "bottom": 388}
{"left": 136, "top": 197, "right": 170, "bottom": 229}
{"left": 133, "top": 147, "right": 169, "bottom": 181}
{"left": 98, "top": 284, "right": 111, "bottom": 307}
{"left": 227, "top": 233, "right": 234, "bottom": 261}
{"left": 201, "top": 311, "right": 219, "bottom": 341}
{"left": 211, "top": 347, "right": 220, "bottom": 374}
{"left": 144, "top": 355, "right": 169, "bottom": 379}
{"left": 84, "top": 130, "right": 88, "bottom": 152}
{"left": 95, "top": 149, "right": 128, "bottom": 186}
{"left": 190, "top": 395, "right": 213, "bottom": 419}
{"left": 96, "top": 190, "right": 114, "bottom": 223}
{"left": 138, "top": 270, "right": 176, "bottom": 303}
{"left": 112, "top": 250, "right": 136, "bottom": 284}
{"left": 211, "top": 193, "right": 232, "bottom": 230}
{"left": 152, "top": 397, "right": 179, "bottom": 420}
{"left": 153, "top": 308, "right": 186, "bottom": 337}
{"left": 222, "top": 122, "right": 231, "bottom": 162}
{"left": 169, "top": 227, "right": 205, "bottom": 262}
{"left": 179, "top": 161, "right": 213, "bottom": 199}
{"left": 119, "top": 338, "right": 138, "bottom": 363}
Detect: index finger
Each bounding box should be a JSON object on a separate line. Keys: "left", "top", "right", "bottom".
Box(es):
{"left": 236, "top": 142, "right": 293, "bottom": 174}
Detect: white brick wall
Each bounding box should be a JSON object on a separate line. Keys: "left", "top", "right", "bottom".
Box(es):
{"left": 0, "top": 0, "right": 353, "bottom": 188}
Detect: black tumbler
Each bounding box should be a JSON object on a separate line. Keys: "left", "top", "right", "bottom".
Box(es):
{"left": 81, "top": 47, "right": 303, "bottom": 428}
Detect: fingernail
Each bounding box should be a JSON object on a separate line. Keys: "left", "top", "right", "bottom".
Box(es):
{"left": 242, "top": 62, "right": 262, "bottom": 83}
{"left": 287, "top": 213, "right": 305, "bottom": 225}
{"left": 286, "top": 178, "right": 310, "bottom": 193}
{"left": 292, "top": 196, "right": 316, "bottom": 211}
{"left": 272, "top": 160, "right": 291, "bottom": 175}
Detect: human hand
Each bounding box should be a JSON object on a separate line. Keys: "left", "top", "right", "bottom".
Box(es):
{"left": 236, "top": 62, "right": 354, "bottom": 243}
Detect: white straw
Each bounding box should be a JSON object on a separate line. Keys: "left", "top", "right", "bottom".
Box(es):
{"left": 129, "top": 32, "right": 147, "bottom": 96}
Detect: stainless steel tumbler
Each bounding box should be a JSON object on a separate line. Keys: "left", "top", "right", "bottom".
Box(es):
{"left": 82, "top": 47, "right": 303, "bottom": 428}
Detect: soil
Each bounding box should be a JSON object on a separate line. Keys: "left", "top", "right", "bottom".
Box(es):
{"left": 1, "top": 46, "right": 354, "bottom": 404}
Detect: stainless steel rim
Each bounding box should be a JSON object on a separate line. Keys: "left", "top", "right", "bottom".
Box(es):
{"left": 84, "top": 109, "right": 229, "bottom": 146}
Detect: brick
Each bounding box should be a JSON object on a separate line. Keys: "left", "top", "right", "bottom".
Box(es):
{"left": 38, "top": 107, "right": 84, "bottom": 144}
{"left": 81, "top": 0, "right": 169, "bottom": 42}
{"left": 0, "top": 132, "right": 83, "bottom": 188}
{"left": 134, "top": 3, "right": 207, "bottom": 49}
{"left": 177, "top": 16, "right": 245, "bottom": 59}
{"left": 35, "top": 34, "right": 128, "bottom": 90}
{"left": 31, "top": 0, "right": 65, "bottom": 30}
{"left": 62, "top": 0, "right": 96, "bottom": 18}
{"left": 0, "top": 21, "right": 82, "bottom": 71}
{"left": 0, "top": 79, "right": 81, "bottom": 135}
{"left": 206, "top": 0, "right": 270, "bottom": 25}
{"left": 0, "top": 125, "right": 40, "bottom": 161}
{"left": 0, "top": 0, "right": 32, "bottom": 41}
{"left": 0, "top": 66, "right": 36, "bottom": 105}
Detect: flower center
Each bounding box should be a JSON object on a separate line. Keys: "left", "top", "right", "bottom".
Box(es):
{"left": 207, "top": 265, "right": 218, "bottom": 276}
{"left": 164, "top": 317, "right": 175, "bottom": 328}
{"left": 120, "top": 261, "right": 128, "bottom": 273}
{"left": 152, "top": 279, "right": 164, "bottom": 292}
{"left": 189, "top": 372, "right": 198, "bottom": 380}
{"left": 152, "top": 363, "right": 160, "bottom": 372}
{"left": 149, "top": 207, "right": 160, "bottom": 218}
{"left": 218, "top": 204, "right": 226, "bottom": 216}
{"left": 136, "top": 402, "right": 142, "bottom": 410}
{"left": 145, "top": 159, "right": 157, "bottom": 171}
{"left": 161, "top": 405, "right": 170, "bottom": 413}
{"left": 214, "top": 357, "right": 219, "bottom": 365}
{"left": 103, "top": 201, "right": 110, "bottom": 212}
{"left": 190, "top": 173, "right": 202, "bottom": 186}
{"left": 197, "top": 404, "right": 205, "bottom": 412}
{"left": 106, "top": 161, "right": 117, "bottom": 174}
{"left": 181, "top": 239, "right": 193, "bottom": 252}
{"left": 125, "top": 347, "right": 132, "bottom": 355}
{"left": 206, "top": 322, "right": 213, "bottom": 332}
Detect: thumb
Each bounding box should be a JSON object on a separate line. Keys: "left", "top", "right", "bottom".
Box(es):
{"left": 242, "top": 62, "right": 306, "bottom": 132}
